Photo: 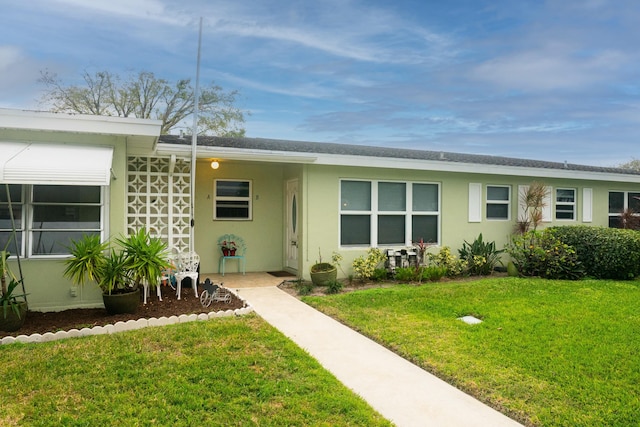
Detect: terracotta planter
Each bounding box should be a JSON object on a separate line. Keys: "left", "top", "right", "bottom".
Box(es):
{"left": 0, "top": 301, "right": 28, "bottom": 332}
{"left": 310, "top": 263, "right": 337, "bottom": 286}
{"left": 102, "top": 288, "right": 140, "bottom": 315}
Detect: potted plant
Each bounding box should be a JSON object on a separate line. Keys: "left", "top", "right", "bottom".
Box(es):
{"left": 117, "top": 227, "right": 168, "bottom": 294}
{"left": 219, "top": 239, "right": 238, "bottom": 256}
{"left": 0, "top": 250, "right": 28, "bottom": 332}
{"left": 63, "top": 228, "right": 169, "bottom": 315}
{"left": 310, "top": 250, "right": 343, "bottom": 286}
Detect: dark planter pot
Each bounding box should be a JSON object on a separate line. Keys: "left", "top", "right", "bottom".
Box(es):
{"left": 310, "top": 263, "right": 337, "bottom": 286}
{"left": 0, "top": 301, "right": 28, "bottom": 332}
{"left": 103, "top": 288, "right": 140, "bottom": 315}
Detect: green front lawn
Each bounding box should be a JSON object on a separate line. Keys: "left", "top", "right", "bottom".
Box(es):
{"left": 303, "top": 277, "right": 640, "bottom": 426}
{"left": 0, "top": 316, "right": 390, "bottom": 426}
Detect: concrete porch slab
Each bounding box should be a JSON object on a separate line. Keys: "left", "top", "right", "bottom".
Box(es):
{"left": 201, "top": 272, "right": 296, "bottom": 289}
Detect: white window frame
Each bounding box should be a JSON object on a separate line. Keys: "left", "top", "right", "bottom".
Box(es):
{"left": 29, "top": 185, "right": 106, "bottom": 258}
{"left": 486, "top": 185, "right": 511, "bottom": 221}
{"left": 339, "top": 179, "right": 440, "bottom": 248}
{"left": 0, "top": 184, "right": 25, "bottom": 258}
{"left": 555, "top": 188, "right": 576, "bottom": 221}
{"left": 608, "top": 190, "right": 640, "bottom": 228}
{"left": 1, "top": 184, "right": 107, "bottom": 258}
{"left": 213, "top": 179, "right": 253, "bottom": 221}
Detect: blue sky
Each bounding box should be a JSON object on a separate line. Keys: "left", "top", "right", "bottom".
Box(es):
{"left": 1, "top": 0, "right": 639, "bottom": 167}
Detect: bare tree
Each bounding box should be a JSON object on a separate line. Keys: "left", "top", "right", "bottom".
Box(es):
{"left": 618, "top": 158, "right": 640, "bottom": 171}
{"left": 39, "top": 70, "right": 246, "bottom": 136}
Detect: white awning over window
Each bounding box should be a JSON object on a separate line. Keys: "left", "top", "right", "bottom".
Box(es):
{"left": 0, "top": 142, "right": 114, "bottom": 186}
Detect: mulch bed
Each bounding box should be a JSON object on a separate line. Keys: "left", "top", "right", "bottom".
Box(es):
{"left": 2, "top": 285, "right": 246, "bottom": 338}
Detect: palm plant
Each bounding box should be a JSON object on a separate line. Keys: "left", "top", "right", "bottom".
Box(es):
{"left": 117, "top": 228, "right": 169, "bottom": 291}
{"left": 63, "top": 234, "right": 108, "bottom": 288}
{"left": 97, "top": 249, "right": 132, "bottom": 295}
{"left": 1, "top": 249, "right": 27, "bottom": 320}
{"left": 64, "top": 228, "right": 169, "bottom": 294}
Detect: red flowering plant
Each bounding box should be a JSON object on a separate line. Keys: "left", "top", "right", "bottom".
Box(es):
{"left": 219, "top": 240, "right": 238, "bottom": 255}
{"left": 412, "top": 238, "right": 433, "bottom": 265}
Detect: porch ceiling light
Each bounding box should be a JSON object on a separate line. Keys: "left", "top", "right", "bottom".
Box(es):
{"left": 211, "top": 160, "right": 220, "bottom": 169}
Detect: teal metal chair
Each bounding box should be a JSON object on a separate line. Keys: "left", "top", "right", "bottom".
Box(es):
{"left": 217, "top": 234, "right": 246, "bottom": 276}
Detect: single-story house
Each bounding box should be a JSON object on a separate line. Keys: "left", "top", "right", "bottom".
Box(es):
{"left": 2, "top": 108, "right": 640, "bottom": 311}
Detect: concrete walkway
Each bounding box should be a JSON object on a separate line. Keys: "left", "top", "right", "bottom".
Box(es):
{"left": 239, "top": 285, "right": 522, "bottom": 427}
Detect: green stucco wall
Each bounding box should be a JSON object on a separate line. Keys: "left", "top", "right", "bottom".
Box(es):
{"left": 298, "top": 164, "right": 640, "bottom": 280}
{"left": 4, "top": 130, "right": 639, "bottom": 312}
{"left": 2, "top": 131, "right": 130, "bottom": 311}
{"left": 193, "top": 159, "right": 287, "bottom": 274}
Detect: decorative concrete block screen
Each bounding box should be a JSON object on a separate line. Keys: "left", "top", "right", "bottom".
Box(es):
{"left": 127, "top": 156, "right": 191, "bottom": 252}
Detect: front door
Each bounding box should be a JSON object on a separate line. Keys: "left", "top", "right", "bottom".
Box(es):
{"left": 285, "top": 179, "right": 299, "bottom": 270}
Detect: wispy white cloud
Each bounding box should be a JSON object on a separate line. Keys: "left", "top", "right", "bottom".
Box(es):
{"left": 2, "top": 0, "right": 640, "bottom": 165}
{"left": 0, "top": 46, "right": 22, "bottom": 72}
{"left": 470, "top": 45, "right": 628, "bottom": 91}
{"left": 49, "top": 0, "right": 187, "bottom": 25}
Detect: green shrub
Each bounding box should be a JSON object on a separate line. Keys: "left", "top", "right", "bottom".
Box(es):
{"left": 352, "top": 248, "right": 387, "bottom": 281}
{"left": 371, "top": 268, "right": 388, "bottom": 282}
{"left": 325, "top": 279, "right": 343, "bottom": 294}
{"left": 506, "top": 230, "right": 584, "bottom": 280}
{"left": 458, "top": 233, "right": 504, "bottom": 275}
{"left": 420, "top": 265, "right": 447, "bottom": 282}
{"left": 427, "top": 246, "right": 466, "bottom": 277}
{"left": 294, "top": 280, "right": 314, "bottom": 295}
{"left": 548, "top": 226, "right": 640, "bottom": 280}
{"left": 394, "top": 267, "right": 418, "bottom": 282}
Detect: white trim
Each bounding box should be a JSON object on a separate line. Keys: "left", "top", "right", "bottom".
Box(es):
{"left": 517, "top": 185, "right": 528, "bottom": 223}
{"left": 213, "top": 179, "right": 253, "bottom": 221}
{"left": 542, "top": 186, "right": 552, "bottom": 222}
{"left": 555, "top": 187, "right": 576, "bottom": 221}
{"left": 339, "top": 179, "right": 440, "bottom": 247}
{"left": 0, "top": 142, "right": 113, "bottom": 186}
{"left": 157, "top": 143, "right": 640, "bottom": 184}
{"left": 0, "top": 108, "right": 161, "bottom": 136}
{"left": 468, "top": 183, "right": 482, "bottom": 222}
{"left": 0, "top": 109, "right": 161, "bottom": 155}
{"left": 582, "top": 188, "right": 593, "bottom": 222}
{"left": 486, "top": 185, "right": 511, "bottom": 221}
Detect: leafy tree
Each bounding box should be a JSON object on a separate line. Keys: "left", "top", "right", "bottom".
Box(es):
{"left": 618, "top": 158, "right": 640, "bottom": 171}
{"left": 39, "top": 70, "right": 246, "bottom": 136}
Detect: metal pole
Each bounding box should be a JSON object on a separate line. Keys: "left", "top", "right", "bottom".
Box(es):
{"left": 5, "top": 184, "right": 27, "bottom": 305}
{"left": 189, "top": 17, "right": 203, "bottom": 253}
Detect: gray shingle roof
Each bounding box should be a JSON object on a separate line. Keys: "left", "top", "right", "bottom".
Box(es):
{"left": 159, "top": 135, "right": 640, "bottom": 176}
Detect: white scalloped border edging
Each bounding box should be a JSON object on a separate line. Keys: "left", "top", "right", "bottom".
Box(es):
{"left": 1, "top": 291, "right": 253, "bottom": 346}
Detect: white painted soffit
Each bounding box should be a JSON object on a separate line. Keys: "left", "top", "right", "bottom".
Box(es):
{"left": 156, "top": 143, "right": 318, "bottom": 163}
{"left": 0, "top": 109, "right": 162, "bottom": 154}
{"left": 0, "top": 108, "right": 161, "bottom": 136}
{"left": 156, "top": 143, "right": 640, "bottom": 183}
{"left": 0, "top": 142, "right": 114, "bottom": 186}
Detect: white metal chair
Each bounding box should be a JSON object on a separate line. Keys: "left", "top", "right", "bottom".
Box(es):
{"left": 174, "top": 252, "right": 200, "bottom": 300}
{"left": 142, "top": 279, "right": 162, "bottom": 304}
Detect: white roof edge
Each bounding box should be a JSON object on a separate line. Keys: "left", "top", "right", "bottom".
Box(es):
{"left": 156, "top": 142, "right": 640, "bottom": 183}
{"left": 312, "top": 153, "right": 640, "bottom": 183}
{"left": 0, "top": 108, "right": 162, "bottom": 137}
{"left": 156, "top": 143, "right": 318, "bottom": 163}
